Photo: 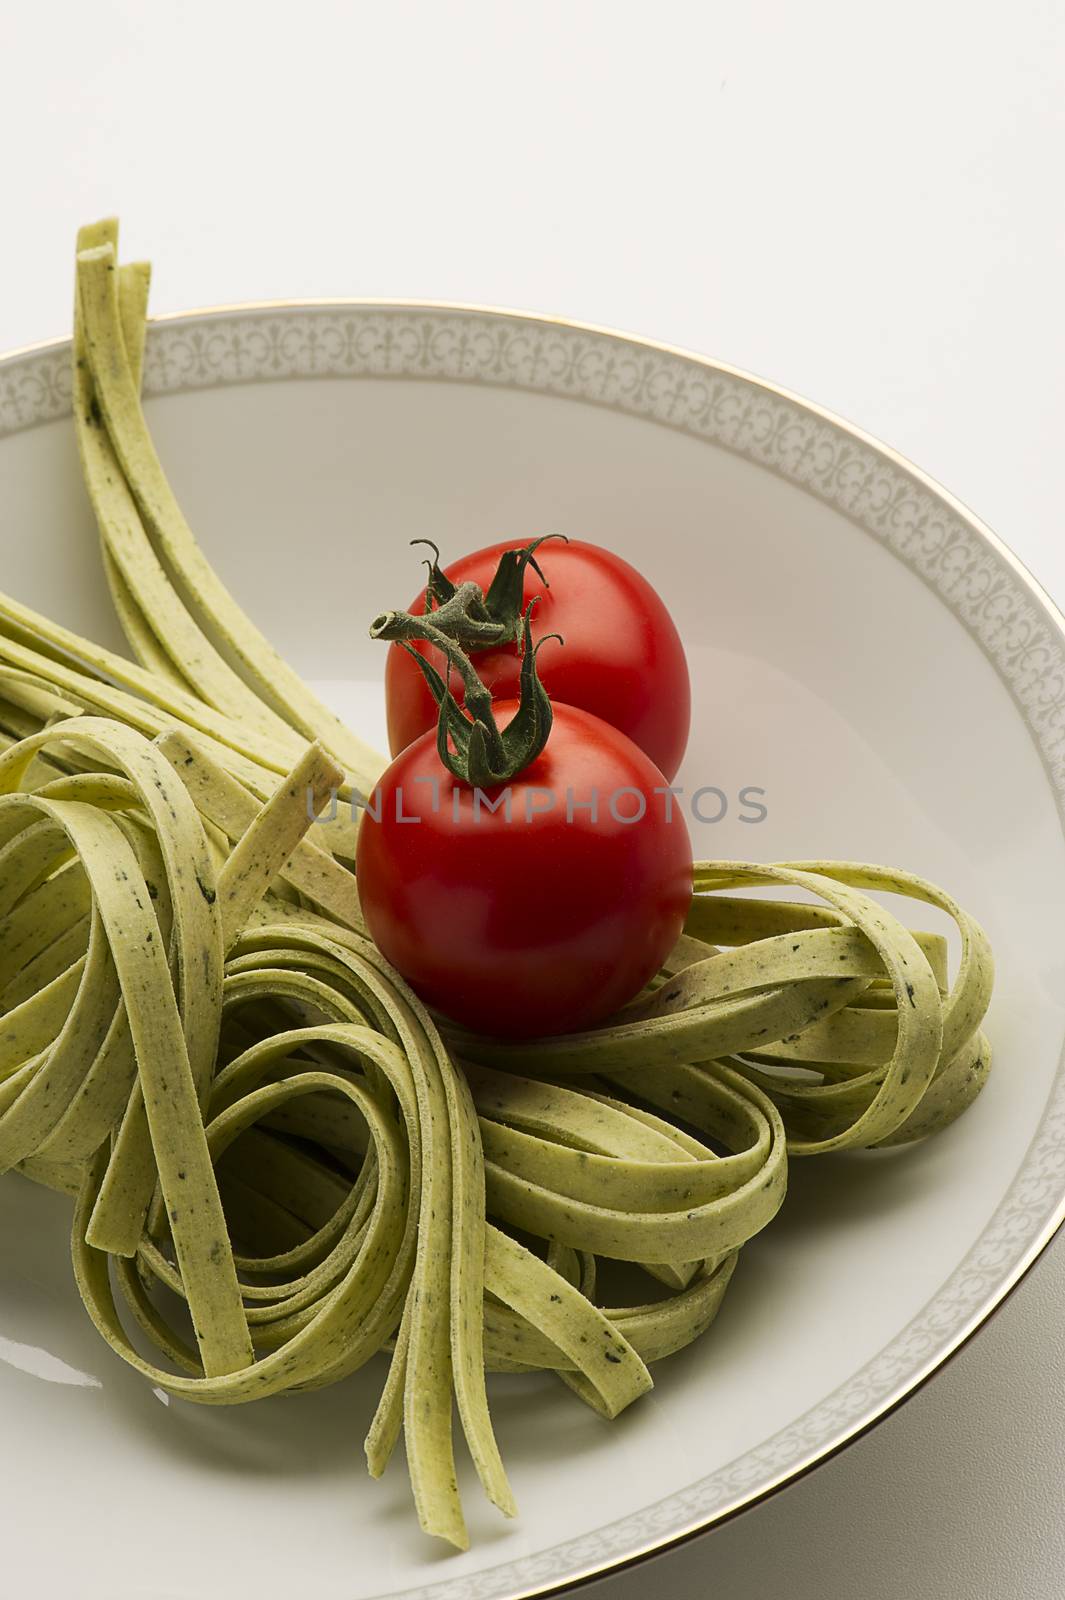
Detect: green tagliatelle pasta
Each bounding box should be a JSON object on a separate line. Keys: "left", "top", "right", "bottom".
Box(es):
{"left": 0, "top": 716, "right": 790, "bottom": 1547}
{"left": 0, "top": 218, "right": 995, "bottom": 1550}
{"left": 454, "top": 861, "right": 993, "bottom": 1156}
{"left": 74, "top": 225, "right": 382, "bottom": 799}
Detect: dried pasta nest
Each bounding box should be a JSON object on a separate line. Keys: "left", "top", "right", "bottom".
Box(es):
{"left": 458, "top": 860, "right": 994, "bottom": 1156}
{"left": 1, "top": 717, "right": 793, "bottom": 1550}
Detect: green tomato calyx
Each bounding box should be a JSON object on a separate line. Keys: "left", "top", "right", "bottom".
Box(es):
{"left": 370, "top": 593, "right": 562, "bottom": 788}
{"left": 412, "top": 534, "right": 568, "bottom": 649}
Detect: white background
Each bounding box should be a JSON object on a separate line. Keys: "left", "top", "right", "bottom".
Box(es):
{"left": 4, "top": 2, "right": 1064, "bottom": 1594}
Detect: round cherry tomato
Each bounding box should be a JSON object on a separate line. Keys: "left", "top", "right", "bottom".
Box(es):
{"left": 356, "top": 701, "right": 692, "bottom": 1039}
{"left": 384, "top": 538, "right": 691, "bottom": 781}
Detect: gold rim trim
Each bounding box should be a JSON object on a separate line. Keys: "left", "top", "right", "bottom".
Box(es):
{"left": 1, "top": 298, "right": 1062, "bottom": 1599}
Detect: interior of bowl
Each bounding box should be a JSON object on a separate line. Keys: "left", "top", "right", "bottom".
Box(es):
{"left": 2, "top": 307, "right": 1063, "bottom": 1600}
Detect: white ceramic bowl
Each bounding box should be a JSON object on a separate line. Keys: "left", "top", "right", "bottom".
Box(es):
{"left": 2, "top": 302, "right": 1063, "bottom": 1600}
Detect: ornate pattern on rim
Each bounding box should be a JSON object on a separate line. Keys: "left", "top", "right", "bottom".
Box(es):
{"left": 2, "top": 306, "right": 1064, "bottom": 1600}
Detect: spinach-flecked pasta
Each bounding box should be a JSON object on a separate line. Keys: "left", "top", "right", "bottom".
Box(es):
{"left": 0, "top": 717, "right": 791, "bottom": 1547}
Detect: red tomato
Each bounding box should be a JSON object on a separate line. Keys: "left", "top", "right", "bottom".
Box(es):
{"left": 384, "top": 539, "right": 691, "bottom": 781}
{"left": 356, "top": 702, "right": 692, "bottom": 1039}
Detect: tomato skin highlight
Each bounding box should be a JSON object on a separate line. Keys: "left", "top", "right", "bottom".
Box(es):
{"left": 356, "top": 703, "right": 693, "bottom": 1039}
{"left": 384, "top": 538, "right": 691, "bottom": 782}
